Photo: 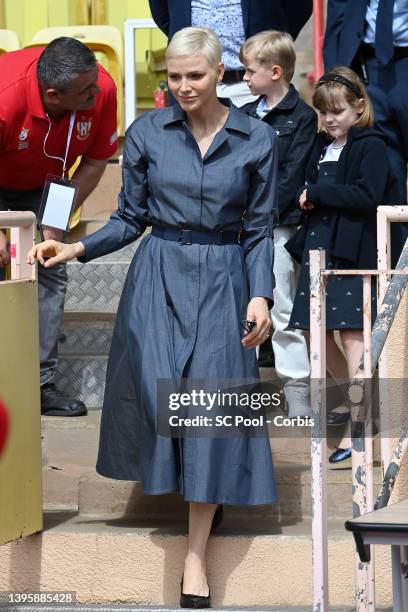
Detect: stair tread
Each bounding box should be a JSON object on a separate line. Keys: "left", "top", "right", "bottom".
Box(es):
{"left": 43, "top": 511, "right": 348, "bottom": 538}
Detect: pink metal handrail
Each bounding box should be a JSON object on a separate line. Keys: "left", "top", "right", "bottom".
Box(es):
{"left": 0, "top": 210, "right": 37, "bottom": 281}
{"left": 310, "top": 205, "right": 408, "bottom": 611}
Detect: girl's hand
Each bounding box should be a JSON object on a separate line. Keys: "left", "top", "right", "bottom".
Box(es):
{"left": 299, "top": 189, "right": 315, "bottom": 211}
{"left": 242, "top": 297, "right": 271, "bottom": 349}
{"left": 27, "top": 240, "right": 85, "bottom": 268}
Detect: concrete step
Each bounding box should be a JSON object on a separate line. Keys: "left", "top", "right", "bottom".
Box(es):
{"left": 42, "top": 411, "right": 313, "bottom": 511}
{"left": 42, "top": 410, "right": 382, "bottom": 521}
{"left": 0, "top": 511, "right": 392, "bottom": 608}
{"left": 77, "top": 464, "right": 382, "bottom": 522}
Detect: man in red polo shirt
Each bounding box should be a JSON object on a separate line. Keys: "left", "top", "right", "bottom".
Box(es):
{"left": 0, "top": 37, "right": 118, "bottom": 416}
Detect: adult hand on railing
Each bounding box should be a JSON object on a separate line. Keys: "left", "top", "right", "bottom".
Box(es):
{"left": 27, "top": 240, "right": 85, "bottom": 268}
{"left": 0, "top": 230, "right": 10, "bottom": 268}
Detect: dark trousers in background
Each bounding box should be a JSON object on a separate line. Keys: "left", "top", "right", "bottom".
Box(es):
{"left": 354, "top": 54, "right": 408, "bottom": 264}
{"left": 0, "top": 188, "right": 67, "bottom": 386}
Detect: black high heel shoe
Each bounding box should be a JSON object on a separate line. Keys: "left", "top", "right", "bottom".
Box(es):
{"left": 210, "top": 505, "right": 223, "bottom": 532}
{"left": 180, "top": 575, "right": 211, "bottom": 609}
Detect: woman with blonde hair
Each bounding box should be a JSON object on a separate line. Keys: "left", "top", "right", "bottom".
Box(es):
{"left": 28, "top": 27, "right": 278, "bottom": 608}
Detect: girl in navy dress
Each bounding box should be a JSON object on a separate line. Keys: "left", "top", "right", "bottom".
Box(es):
{"left": 286, "top": 67, "right": 399, "bottom": 465}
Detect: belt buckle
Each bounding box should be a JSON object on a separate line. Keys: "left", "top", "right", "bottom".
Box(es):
{"left": 216, "top": 230, "right": 224, "bottom": 245}
{"left": 179, "top": 228, "right": 193, "bottom": 245}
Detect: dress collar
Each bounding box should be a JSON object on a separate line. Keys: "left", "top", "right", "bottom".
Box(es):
{"left": 162, "top": 98, "right": 251, "bottom": 135}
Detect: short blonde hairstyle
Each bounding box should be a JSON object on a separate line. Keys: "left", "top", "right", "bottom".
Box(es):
{"left": 166, "top": 27, "right": 222, "bottom": 71}
{"left": 240, "top": 30, "right": 296, "bottom": 83}
{"left": 313, "top": 67, "right": 374, "bottom": 128}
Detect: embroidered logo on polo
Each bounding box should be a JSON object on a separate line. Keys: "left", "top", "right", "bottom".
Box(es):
{"left": 18, "top": 127, "right": 30, "bottom": 150}
{"left": 76, "top": 117, "right": 92, "bottom": 140}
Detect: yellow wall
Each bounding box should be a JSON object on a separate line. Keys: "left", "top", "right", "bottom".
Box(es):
{"left": 0, "top": 280, "right": 42, "bottom": 545}
{"left": 3, "top": 0, "right": 76, "bottom": 45}
{"left": 1, "top": 0, "right": 166, "bottom": 48}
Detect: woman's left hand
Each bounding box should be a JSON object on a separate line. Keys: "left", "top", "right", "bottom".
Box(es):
{"left": 241, "top": 297, "right": 272, "bottom": 349}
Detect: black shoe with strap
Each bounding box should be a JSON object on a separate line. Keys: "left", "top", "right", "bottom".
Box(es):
{"left": 41, "top": 383, "right": 87, "bottom": 417}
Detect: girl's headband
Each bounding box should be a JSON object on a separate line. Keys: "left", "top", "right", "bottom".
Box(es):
{"left": 316, "top": 74, "right": 362, "bottom": 98}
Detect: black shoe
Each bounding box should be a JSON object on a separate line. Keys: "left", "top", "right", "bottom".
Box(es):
{"left": 327, "top": 409, "right": 350, "bottom": 426}
{"left": 210, "top": 505, "right": 223, "bottom": 532}
{"left": 329, "top": 447, "right": 352, "bottom": 464}
{"left": 180, "top": 576, "right": 211, "bottom": 609}
{"left": 41, "top": 383, "right": 87, "bottom": 417}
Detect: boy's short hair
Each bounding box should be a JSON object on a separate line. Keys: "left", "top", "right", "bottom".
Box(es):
{"left": 240, "top": 30, "right": 296, "bottom": 83}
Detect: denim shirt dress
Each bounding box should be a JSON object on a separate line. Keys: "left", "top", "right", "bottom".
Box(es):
{"left": 79, "top": 102, "right": 278, "bottom": 505}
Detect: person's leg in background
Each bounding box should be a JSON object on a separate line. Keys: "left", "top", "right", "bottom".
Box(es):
{"left": 363, "top": 56, "right": 408, "bottom": 263}
{"left": 0, "top": 188, "right": 86, "bottom": 416}
{"left": 38, "top": 260, "right": 86, "bottom": 416}
{"left": 271, "top": 226, "right": 311, "bottom": 417}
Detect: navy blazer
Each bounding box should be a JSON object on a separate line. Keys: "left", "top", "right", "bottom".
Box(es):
{"left": 149, "top": 0, "right": 313, "bottom": 41}
{"left": 324, "top": 0, "right": 369, "bottom": 69}
{"left": 287, "top": 127, "right": 401, "bottom": 268}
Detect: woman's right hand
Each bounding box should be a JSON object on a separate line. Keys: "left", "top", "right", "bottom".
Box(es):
{"left": 27, "top": 240, "right": 85, "bottom": 268}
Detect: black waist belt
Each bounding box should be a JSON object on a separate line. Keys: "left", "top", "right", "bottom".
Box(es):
{"left": 151, "top": 224, "right": 240, "bottom": 245}
{"left": 222, "top": 69, "right": 245, "bottom": 84}
{"left": 360, "top": 43, "right": 408, "bottom": 60}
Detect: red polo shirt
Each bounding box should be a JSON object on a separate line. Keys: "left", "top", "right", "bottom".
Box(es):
{"left": 0, "top": 47, "right": 118, "bottom": 190}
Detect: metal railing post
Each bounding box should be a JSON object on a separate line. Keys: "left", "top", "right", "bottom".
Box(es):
{"left": 310, "top": 249, "right": 328, "bottom": 612}
{"left": 351, "top": 275, "right": 375, "bottom": 610}
{"left": 124, "top": 18, "right": 158, "bottom": 129}
{"left": 310, "top": 206, "right": 408, "bottom": 610}
{"left": 377, "top": 208, "right": 392, "bottom": 470}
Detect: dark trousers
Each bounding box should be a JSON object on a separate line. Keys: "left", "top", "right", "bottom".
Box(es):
{"left": 354, "top": 53, "right": 408, "bottom": 263}
{"left": 0, "top": 188, "right": 67, "bottom": 386}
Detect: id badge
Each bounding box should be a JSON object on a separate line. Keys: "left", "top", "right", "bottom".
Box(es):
{"left": 38, "top": 174, "right": 79, "bottom": 234}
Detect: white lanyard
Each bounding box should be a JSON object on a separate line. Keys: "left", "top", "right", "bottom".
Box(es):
{"left": 43, "top": 111, "right": 76, "bottom": 178}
